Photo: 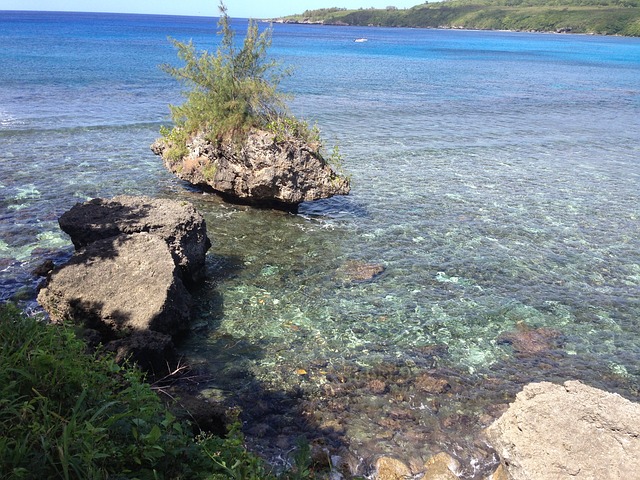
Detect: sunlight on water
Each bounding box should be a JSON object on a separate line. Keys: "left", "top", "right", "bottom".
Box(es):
{"left": 1, "top": 12, "right": 639, "bottom": 477}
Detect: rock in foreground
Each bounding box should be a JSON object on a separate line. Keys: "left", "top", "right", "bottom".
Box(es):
{"left": 38, "top": 196, "right": 210, "bottom": 374}
{"left": 485, "top": 380, "right": 640, "bottom": 480}
{"left": 38, "top": 233, "right": 191, "bottom": 337}
{"left": 59, "top": 195, "right": 210, "bottom": 284}
{"left": 151, "top": 129, "right": 350, "bottom": 208}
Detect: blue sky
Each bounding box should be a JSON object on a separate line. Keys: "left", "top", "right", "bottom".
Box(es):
{"left": 0, "top": 1, "right": 423, "bottom": 18}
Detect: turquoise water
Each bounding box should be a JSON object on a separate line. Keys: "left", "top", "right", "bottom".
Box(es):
{"left": 1, "top": 11, "right": 639, "bottom": 476}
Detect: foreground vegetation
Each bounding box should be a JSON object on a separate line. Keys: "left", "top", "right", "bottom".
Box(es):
{"left": 0, "top": 303, "right": 316, "bottom": 479}
{"left": 284, "top": 0, "right": 640, "bottom": 36}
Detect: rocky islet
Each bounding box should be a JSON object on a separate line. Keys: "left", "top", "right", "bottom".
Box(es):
{"left": 151, "top": 128, "right": 350, "bottom": 209}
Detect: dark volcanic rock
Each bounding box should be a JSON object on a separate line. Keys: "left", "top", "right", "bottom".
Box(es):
{"left": 37, "top": 233, "right": 191, "bottom": 337}
{"left": 151, "top": 128, "right": 350, "bottom": 208}
{"left": 105, "top": 330, "right": 176, "bottom": 375}
{"left": 59, "top": 195, "right": 210, "bottom": 284}
{"left": 32, "top": 259, "right": 55, "bottom": 277}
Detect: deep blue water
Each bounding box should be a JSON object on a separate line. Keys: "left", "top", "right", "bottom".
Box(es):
{"left": 1, "top": 10, "right": 639, "bottom": 475}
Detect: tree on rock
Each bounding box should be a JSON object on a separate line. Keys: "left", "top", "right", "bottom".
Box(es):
{"left": 161, "top": 3, "right": 287, "bottom": 144}
{"left": 154, "top": 2, "right": 350, "bottom": 209}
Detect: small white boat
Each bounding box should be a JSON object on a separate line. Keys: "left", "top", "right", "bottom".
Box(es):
{"left": 354, "top": 38, "right": 368, "bottom": 43}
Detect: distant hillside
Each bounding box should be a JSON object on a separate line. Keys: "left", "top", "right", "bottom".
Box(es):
{"left": 279, "top": 0, "right": 640, "bottom": 36}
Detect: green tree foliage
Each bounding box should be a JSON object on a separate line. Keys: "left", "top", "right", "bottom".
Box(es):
{"left": 302, "top": 7, "right": 347, "bottom": 16}
{"left": 162, "top": 3, "right": 287, "bottom": 140}
{"left": 286, "top": 0, "right": 640, "bottom": 35}
{"left": 162, "top": 1, "right": 323, "bottom": 149}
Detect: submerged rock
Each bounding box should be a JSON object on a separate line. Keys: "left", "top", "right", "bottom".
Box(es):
{"left": 485, "top": 380, "right": 640, "bottom": 480}
{"left": 338, "top": 260, "right": 385, "bottom": 282}
{"left": 421, "top": 452, "right": 460, "bottom": 480}
{"left": 484, "top": 465, "right": 509, "bottom": 480}
{"left": 414, "top": 374, "right": 452, "bottom": 394}
{"left": 59, "top": 195, "right": 210, "bottom": 284}
{"left": 497, "top": 322, "right": 563, "bottom": 356}
{"left": 38, "top": 233, "right": 191, "bottom": 337}
{"left": 151, "top": 128, "right": 350, "bottom": 208}
{"left": 373, "top": 456, "right": 412, "bottom": 480}
{"left": 32, "top": 259, "right": 55, "bottom": 277}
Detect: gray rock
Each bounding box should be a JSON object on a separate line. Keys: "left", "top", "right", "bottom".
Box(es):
{"left": 151, "top": 128, "right": 350, "bottom": 208}
{"left": 37, "top": 233, "right": 191, "bottom": 337}
{"left": 485, "top": 380, "right": 640, "bottom": 480}
{"left": 59, "top": 195, "right": 210, "bottom": 284}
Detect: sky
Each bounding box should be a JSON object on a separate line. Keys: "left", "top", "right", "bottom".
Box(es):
{"left": 0, "top": 1, "right": 424, "bottom": 19}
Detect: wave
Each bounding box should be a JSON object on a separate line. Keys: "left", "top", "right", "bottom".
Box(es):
{"left": 0, "top": 110, "right": 24, "bottom": 128}
{"left": 0, "top": 120, "right": 166, "bottom": 136}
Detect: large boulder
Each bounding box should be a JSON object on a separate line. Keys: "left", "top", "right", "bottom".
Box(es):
{"left": 151, "top": 128, "right": 350, "bottom": 208}
{"left": 38, "top": 233, "right": 191, "bottom": 337}
{"left": 59, "top": 195, "right": 210, "bottom": 284}
{"left": 485, "top": 380, "right": 640, "bottom": 479}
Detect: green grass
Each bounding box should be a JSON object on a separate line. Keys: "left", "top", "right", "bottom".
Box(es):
{"left": 0, "top": 303, "right": 198, "bottom": 479}
{"left": 0, "top": 303, "right": 320, "bottom": 479}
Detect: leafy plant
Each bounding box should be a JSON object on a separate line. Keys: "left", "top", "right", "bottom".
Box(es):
{"left": 202, "top": 161, "right": 218, "bottom": 181}
{"left": 0, "top": 303, "right": 323, "bottom": 479}
{"left": 198, "top": 411, "right": 277, "bottom": 480}
{"left": 0, "top": 303, "right": 199, "bottom": 479}
{"left": 265, "top": 116, "right": 322, "bottom": 147}
{"left": 161, "top": 2, "right": 290, "bottom": 143}
{"left": 287, "top": 437, "right": 313, "bottom": 480}
{"left": 159, "top": 125, "right": 189, "bottom": 163}
{"left": 160, "top": 0, "right": 346, "bottom": 177}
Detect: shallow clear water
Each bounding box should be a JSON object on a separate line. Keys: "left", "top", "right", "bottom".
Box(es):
{"left": 1, "top": 11, "right": 639, "bottom": 476}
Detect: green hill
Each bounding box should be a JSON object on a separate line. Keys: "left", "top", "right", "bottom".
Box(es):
{"left": 281, "top": 0, "right": 640, "bottom": 36}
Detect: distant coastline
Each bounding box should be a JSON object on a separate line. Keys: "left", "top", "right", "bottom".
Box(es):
{"left": 273, "top": 1, "right": 640, "bottom": 37}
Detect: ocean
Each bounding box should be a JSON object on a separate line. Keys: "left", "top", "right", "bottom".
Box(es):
{"left": 1, "top": 10, "right": 639, "bottom": 477}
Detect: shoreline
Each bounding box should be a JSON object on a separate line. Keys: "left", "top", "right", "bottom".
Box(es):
{"left": 267, "top": 18, "right": 633, "bottom": 37}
